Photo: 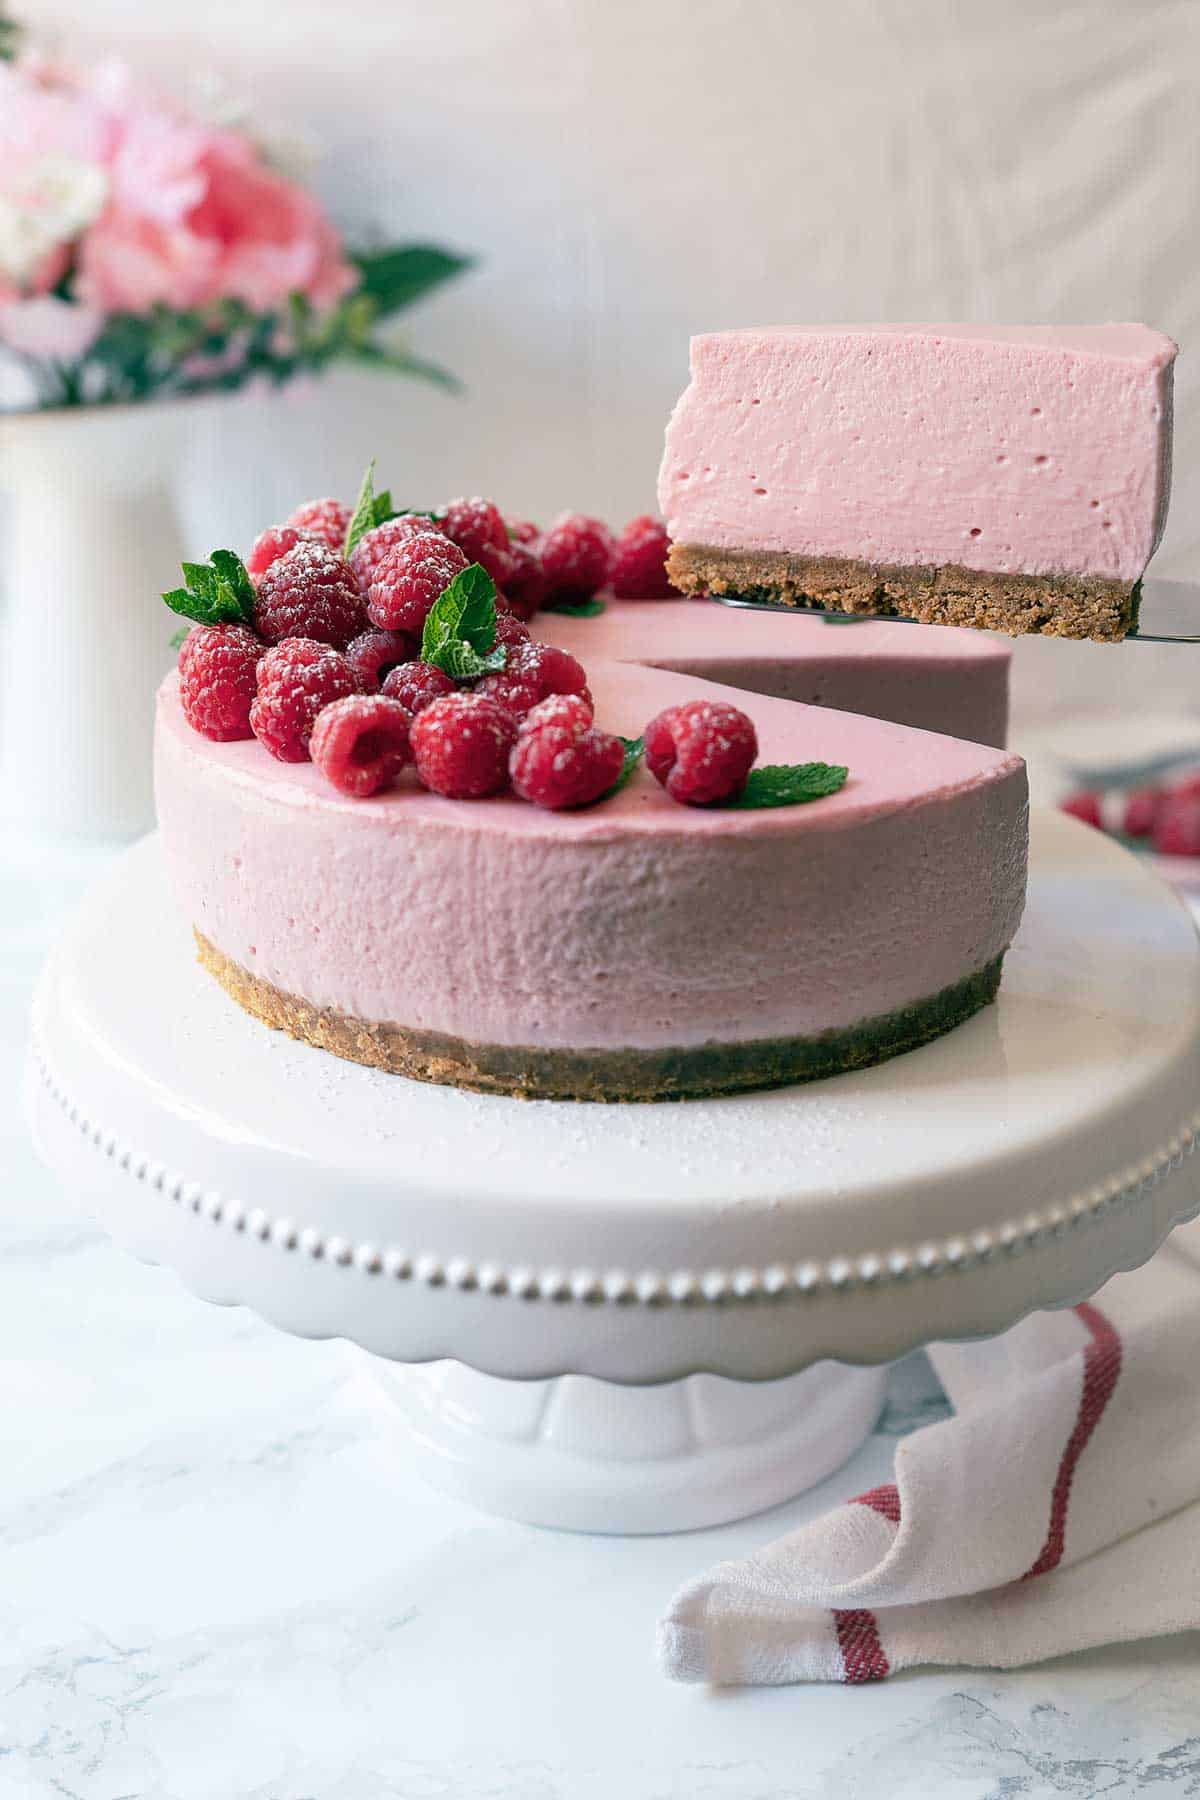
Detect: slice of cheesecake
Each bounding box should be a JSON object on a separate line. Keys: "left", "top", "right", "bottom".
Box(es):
{"left": 659, "top": 324, "right": 1176, "bottom": 642}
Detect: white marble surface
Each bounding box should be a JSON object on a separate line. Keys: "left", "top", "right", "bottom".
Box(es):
{"left": 6, "top": 837, "right": 1200, "bottom": 1799}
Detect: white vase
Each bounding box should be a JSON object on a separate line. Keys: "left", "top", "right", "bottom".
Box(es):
{"left": 0, "top": 398, "right": 211, "bottom": 842}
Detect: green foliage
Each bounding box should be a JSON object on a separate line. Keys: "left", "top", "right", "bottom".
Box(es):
{"left": 8, "top": 243, "right": 472, "bottom": 410}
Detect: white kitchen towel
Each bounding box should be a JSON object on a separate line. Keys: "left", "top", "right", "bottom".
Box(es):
{"left": 659, "top": 1221, "right": 1200, "bottom": 1685}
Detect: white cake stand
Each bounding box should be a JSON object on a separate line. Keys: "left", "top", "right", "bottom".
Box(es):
{"left": 27, "top": 813, "right": 1200, "bottom": 1532}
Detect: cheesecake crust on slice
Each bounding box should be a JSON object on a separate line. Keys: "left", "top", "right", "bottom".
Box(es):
{"left": 669, "top": 544, "right": 1140, "bottom": 642}
{"left": 197, "top": 930, "right": 1005, "bottom": 1103}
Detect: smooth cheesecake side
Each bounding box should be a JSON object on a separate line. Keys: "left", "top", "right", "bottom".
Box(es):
{"left": 156, "top": 658, "right": 1029, "bottom": 1102}
{"left": 658, "top": 324, "right": 1176, "bottom": 641}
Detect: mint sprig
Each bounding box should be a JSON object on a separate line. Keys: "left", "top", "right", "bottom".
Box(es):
{"left": 723, "top": 762, "right": 849, "bottom": 809}
{"left": 608, "top": 735, "right": 644, "bottom": 796}
{"left": 163, "top": 549, "right": 256, "bottom": 627}
{"left": 543, "top": 596, "right": 607, "bottom": 619}
{"left": 343, "top": 459, "right": 396, "bottom": 558}
{"left": 420, "top": 563, "right": 507, "bottom": 680}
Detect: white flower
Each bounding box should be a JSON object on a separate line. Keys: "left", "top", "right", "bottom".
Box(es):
{"left": 0, "top": 156, "right": 108, "bottom": 288}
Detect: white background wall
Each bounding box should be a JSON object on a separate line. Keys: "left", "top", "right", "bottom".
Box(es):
{"left": 21, "top": 0, "right": 1200, "bottom": 718}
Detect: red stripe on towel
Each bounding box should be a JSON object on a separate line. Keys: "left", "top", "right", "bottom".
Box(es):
{"left": 1023, "top": 1300, "right": 1122, "bottom": 1580}
{"left": 834, "top": 1608, "right": 889, "bottom": 1682}
{"left": 852, "top": 1483, "right": 901, "bottom": 1523}
{"left": 834, "top": 1484, "right": 900, "bottom": 1679}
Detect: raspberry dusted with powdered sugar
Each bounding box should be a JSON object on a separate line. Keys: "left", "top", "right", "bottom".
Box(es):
{"left": 178, "top": 623, "right": 262, "bottom": 741}
{"left": 492, "top": 610, "right": 532, "bottom": 651}
{"left": 440, "top": 497, "right": 513, "bottom": 586}
{"left": 349, "top": 514, "right": 445, "bottom": 590}
{"left": 510, "top": 694, "right": 625, "bottom": 811}
{"left": 345, "top": 629, "right": 419, "bottom": 689}
{"left": 366, "top": 533, "right": 468, "bottom": 634}
{"left": 410, "top": 692, "right": 517, "bottom": 799}
{"left": 253, "top": 539, "right": 365, "bottom": 649}
{"left": 286, "top": 496, "right": 352, "bottom": 551}
{"left": 507, "top": 517, "right": 540, "bottom": 545}
{"left": 250, "top": 638, "right": 361, "bottom": 762}
{"left": 539, "top": 512, "right": 613, "bottom": 601}
{"left": 246, "top": 524, "right": 320, "bottom": 585}
{"left": 645, "top": 699, "right": 758, "bottom": 806}
{"left": 310, "top": 694, "right": 413, "bottom": 798}
{"left": 474, "top": 640, "right": 591, "bottom": 721}
{"left": 503, "top": 537, "right": 548, "bottom": 620}
{"left": 609, "top": 514, "right": 677, "bottom": 599}
{"left": 381, "top": 659, "right": 457, "bottom": 716}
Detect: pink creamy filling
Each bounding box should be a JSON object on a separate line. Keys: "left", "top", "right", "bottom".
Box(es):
{"left": 658, "top": 324, "right": 1175, "bottom": 584}
{"left": 156, "top": 658, "right": 1027, "bottom": 1053}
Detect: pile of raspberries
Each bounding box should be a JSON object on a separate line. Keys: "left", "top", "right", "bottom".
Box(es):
{"left": 177, "top": 495, "right": 757, "bottom": 810}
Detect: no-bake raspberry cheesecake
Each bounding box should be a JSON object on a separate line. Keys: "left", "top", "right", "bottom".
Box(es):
{"left": 659, "top": 324, "right": 1176, "bottom": 641}
{"left": 155, "top": 467, "right": 1028, "bottom": 1101}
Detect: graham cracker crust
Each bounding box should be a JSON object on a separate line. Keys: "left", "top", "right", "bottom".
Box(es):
{"left": 195, "top": 930, "right": 1005, "bottom": 1103}
{"left": 668, "top": 544, "right": 1139, "bottom": 642}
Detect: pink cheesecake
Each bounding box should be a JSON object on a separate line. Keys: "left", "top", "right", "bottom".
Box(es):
{"left": 540, "top": 599, "right": 1010, "bottom": 747}
{"left": 156, "top": 657, "right": 1028, "bottom": 1102}
{"left": 659, "top": 324, "right": 1176, "bottom": 641}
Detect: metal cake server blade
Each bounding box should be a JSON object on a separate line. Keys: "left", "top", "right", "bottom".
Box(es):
{"left": 713, "top": 576, "right": 1200, "bottom": 642}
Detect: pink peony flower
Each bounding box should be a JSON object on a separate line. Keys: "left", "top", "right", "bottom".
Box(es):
{"left": 0, "top": 55, "right": 355, "bottom": 320}
{"left": 78, "top": 126, "right": 354, "bottom": 315}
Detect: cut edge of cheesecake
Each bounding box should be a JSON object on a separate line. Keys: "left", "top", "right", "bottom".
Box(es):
{"left": 668, "top": 544, "right": 1140, "bottom": 642}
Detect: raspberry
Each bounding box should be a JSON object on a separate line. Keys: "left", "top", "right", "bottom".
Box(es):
{"left": 507, "top": 517, "right": 540, "bottom": 544}
{"left": 539, "top": 512, "right": 613, "bottom": 601}
{"left": 1153, "top": 791, "right": 1200, "bottom": 857}
{"left": 504, "top": 537, "right": 548, "bottom": 620}
{"left": 348, "top": 514, "right": 445, "bottom": 590}
{"left": 286, "top": 496, "right": 352, "bottom": 552}
{"left": 345, "top": 629, "right": 419, "bottom": 689}
{"left": 440, "top": 496, "right": 513, "bottom": 585}
{"left": 250, "top": 638, "right": 361, "bottom": 762}
{"left": 1122, "top": 787, "right": 1162, "bottom": 838}
{"left": 366, "top": 533, "right": 468, "bottom": 633}
{"left": 474, "top": 640, "right": 591, "bottom": 720}
{"left": 1059, "top": 790, "right": 1103, "bottom": 829}
{"left": 609, "top": 514, "right": 677, "bottom": 599}
{"left": 493, "top": 611, "right": 532, "bottom": 651}
{"left": 510, "top": 695, "right": 625, "bottom": 811}
{"left": 381, "top": 659, "right": 457, "bottom": 716}
{"left": 253, "top": 539, "right": 365, "bottom": 649}
{"left": 246, "top": 524, "right": 319, "bottom": 584}
{"left": 310, "top": 694, "right": 413, "bottom": 798}
{"left": 178, "top": 623, "right": 262, "bottom": 741}
{"left": 645, "top": 700, "right": 758, "bottom": 806}
{"left": 410, "top": 692, "right": 517, "bottom": 799}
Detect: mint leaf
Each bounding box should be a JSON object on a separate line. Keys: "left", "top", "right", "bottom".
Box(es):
{"left": 420, "top": 562, "right": 507, "bottom": 679}
{"left": 601, "top": 735, "right": 644, "bottom": 800}
{"left": 723, "top": 762, "right": 849, "bottom": 809}
{"left": 542, "top": 596, "right": 607, "bottom": 619}
{"left": 168, "top": 624, "right": 189, "bottom": 650}
{"left": 343, "top": 459, "right": 396, "bottom": 558}
{"left": 162, "top": 549, "right": 256, "bottom": 626}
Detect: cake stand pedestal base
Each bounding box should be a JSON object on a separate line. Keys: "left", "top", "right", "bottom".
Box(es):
{"left": 370, "top": 1358, "right": 888, "bottom": 1533}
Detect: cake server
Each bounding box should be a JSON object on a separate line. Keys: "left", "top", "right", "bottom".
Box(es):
{"left": 714, "top": 575, "right": 1200, "bottom": 643}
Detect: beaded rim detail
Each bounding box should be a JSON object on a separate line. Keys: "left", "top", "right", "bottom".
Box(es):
{"left": 33, "top": 1036, "right": 1200, "bottom": 1308}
